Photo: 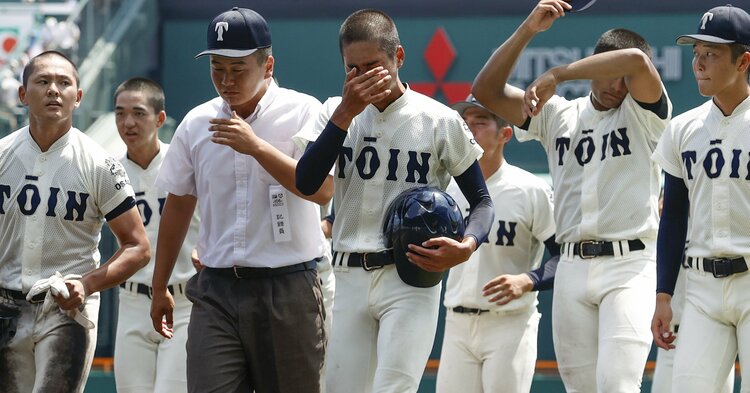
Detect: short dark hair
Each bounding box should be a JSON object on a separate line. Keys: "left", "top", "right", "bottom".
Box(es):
{"left": 339, "top": 9, "right": 400, "bottom": 58}
{"left": 729, "top": 43, "right": 750, "bottom": 82}
{"left": 254, "top": 46, "right": 272, "bottom": 66}
{"left": 594, "top": 28, "right": 652, "bottom": 58}
{"left": 113, "top": 77, "right": 165, "bottom": 113}
{"left": 22, "top": 50, "right": 79, "bottom": 88}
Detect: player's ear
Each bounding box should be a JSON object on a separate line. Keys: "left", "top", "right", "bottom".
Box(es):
{"left": 736, "top": 50, "right": 750, "bottom": 74}
{"left": 500, "top": 125, "right": 513, "bottom": 143}
{"left": 74, "top": 88, "right": 83, "bottom": 108}
{"left": 156, "top": 110, "right": 167, "bottom": 128}
{"left": 264, "top": 55, "right": 274, "bottom": 79}
{"left": 18, "top": 85, "right": 27, "bottom": 106}
{"left": 395, "top": 45, "right": 405, "bottom": 69}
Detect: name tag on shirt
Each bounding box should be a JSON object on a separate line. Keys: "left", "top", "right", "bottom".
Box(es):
{"left": 269, "top": 185, "right": 291, "bottom": 243}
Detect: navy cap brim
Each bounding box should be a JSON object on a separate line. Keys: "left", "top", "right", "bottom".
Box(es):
{"left": 195, "top": 47, "right": 261, "bottom": 59}
{"left": 676, "top": 34, "right": 735, "bottom": 45}
{"left": 451, "top": 101, "right": 486, "bottom": 114}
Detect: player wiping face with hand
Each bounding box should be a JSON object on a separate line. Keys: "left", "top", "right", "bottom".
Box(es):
{"left": 472, "top": 0, "right": 672, "bottom": 391}
{"left": 294, "top": 8, "right": 493, "bottom": 393}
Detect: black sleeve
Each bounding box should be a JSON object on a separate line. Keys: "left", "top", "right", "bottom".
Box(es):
{"left": 656, "top": 173, "right": 690, "bottom": 295}
{"left": 453, "top": 161, "right": 494, "bottom": 246}
{"left": 323, "top": 211, "right": 335, "bottom": 224}
{"left": 295, "top": 121, "right": 347, "bottom": 195}
{"left": 518, "top": 116, "right": 531, "bottom": 131}
{"left": 105, "top": 196, "right": 136, "bottom": 221}
{"left": 526, "top": 235, "right": 560, "bottom": 291}
{"left": 635, "top": 92, "right": 669, "bottom": 120}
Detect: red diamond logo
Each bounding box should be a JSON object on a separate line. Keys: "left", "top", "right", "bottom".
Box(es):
{"left": 424, "top": 27, "right": 455, "bottom": 82}
{"left": 410, "top": 28, "right": 471, "bottom": 105}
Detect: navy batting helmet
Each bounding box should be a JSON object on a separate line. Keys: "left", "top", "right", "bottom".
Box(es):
{"left": 383, "top": 186, "right": 465, "bottom": 288}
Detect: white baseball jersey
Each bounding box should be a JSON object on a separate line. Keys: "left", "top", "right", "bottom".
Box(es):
{"left": 294, "top": 87, "right": 483, "bottom": 253}
{"left": 157, "top": 81, "right": 328, "bottom": 268}
{"left": 653, "top": 97, "right": 750, "bottom": 258}
{"left": 119, "top": 141, "right": 199, "bottom": 286}
{"left": 0, "top": 127, "right": 135, "bottom": 292}
{"left": 443, "top": 161, "right": 555, "bottom": 313}
{"left": 516, "top": 92, "right": 672, "bottom": 243}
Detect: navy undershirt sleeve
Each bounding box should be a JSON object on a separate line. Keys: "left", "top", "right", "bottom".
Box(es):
{"left": 656, "top": 173, "right": 690, "bottom": 295}
{"left": 635, "top": 92, "right": 669, "bottom": 120}
{"left": 295, "top": 121, "right": 347, "bottom": 195}
{"left": 454, "top": 161, "right": 494, "bottom": 247}
{"left": 105, "top": 196, "right": 136, "bottom": 221}
{"left": 526, "top": 235, "right": 560, "bottom": 291}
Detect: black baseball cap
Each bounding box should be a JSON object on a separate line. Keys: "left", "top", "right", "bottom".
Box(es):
{"left": 451, "top": 94, "right": 488, "bottom": 115}
{"left": 195, "top": 7, "right": 272, "bottom": 58}
{"left": 677, "top": 5, "right": 750, "bottom": 46}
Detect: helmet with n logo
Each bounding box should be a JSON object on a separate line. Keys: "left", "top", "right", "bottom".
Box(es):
{"left": 383, "top": 186, "right": 465, "bottom": 288}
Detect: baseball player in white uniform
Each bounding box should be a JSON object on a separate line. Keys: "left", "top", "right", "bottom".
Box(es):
{"left": 111, "top": 77, "right": 200, "bottom": 393}
{"left": 436, "top": 96, "right": 558, "bottom": 393}
{"left": 472, "top": 1, "right": 672, "bottom": 391}
{"left": 294, "top": 9, "right": 494, "bottom": 393}
{"left": 0, "top": 51, "right": 150, "bottom": 393}
{"left": 651, "top": 265, "right": 735, "bottom": 393}
{"left": 651, "top": 5, "right": 750, "bottom": 392}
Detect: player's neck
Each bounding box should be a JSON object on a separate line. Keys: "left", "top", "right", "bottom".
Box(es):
{"left": 712, "top": 83, "right": 750, "bottom": 116}
{"left": 479, "top": 150, "right": 504, "bottom": 180}
{"left": 28, "top": 117, "right": 72, "bottom": 152}
{"left": 127, "top": 140, "right": 160, "bottom": 169}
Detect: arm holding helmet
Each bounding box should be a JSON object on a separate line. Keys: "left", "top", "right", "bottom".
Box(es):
{"left": 407, "top": 161, "right": 494, "bottom": 271}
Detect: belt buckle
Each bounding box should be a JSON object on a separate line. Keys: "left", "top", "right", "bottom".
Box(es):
{"left": 578, "top": 241, "right": 603, "bottom": 259}
{"left": 711, "top": 258, "right": 731, "bottom": 278}
{"left": 361, "top": 253, "right": 383, "bottom": 271}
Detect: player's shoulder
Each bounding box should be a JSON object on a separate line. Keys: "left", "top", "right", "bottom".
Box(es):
{"left": 406, "top": 89, "right": 460, "bottom": 117}
{"left": 504, "top": 163, "right": 552, "bottom": 191}
{"left": 71, "top": 128, "right": 112, "bottom": 156}
{"left": 671, "top": 100, "right": 713, "bottom": 127}
{"left": 321, "top": 96, "right": 343, "bottom": 110}
{"left": 0, "top": 127, "right": 27, "bottom": 150}
{"left": 182, "top": 97, "right": 225, "bottom": 123}
{"left": 274, "top": 85, "right": 322, "bottom": 107}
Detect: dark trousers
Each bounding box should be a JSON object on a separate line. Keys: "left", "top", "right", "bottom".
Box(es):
{"left": 185, "top": 265, "right": 325, "bottom": 393}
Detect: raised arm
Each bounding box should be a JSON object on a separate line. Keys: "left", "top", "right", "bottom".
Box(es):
{"left": 296, "top": 66, "right": 391, "bottom": 195}
{"left": 525, "top": 48, "right": 664, "bottom": 116}
{"left": 472, "top": 0, "right": 572, "bottom": 127}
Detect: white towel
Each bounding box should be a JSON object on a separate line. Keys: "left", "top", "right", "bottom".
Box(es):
{"left": 26, "top": 272, "right": 95, "bottom": 329}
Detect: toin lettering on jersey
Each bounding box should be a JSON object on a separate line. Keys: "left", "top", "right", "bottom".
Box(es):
{"left": 555, "top": 128, "right": 632, "bottom": 166}
{"left": 0, "top": 180, "right": 89, "bottom": 221}
{"left": 134, "top": 191, "right": 166, "bottom": 227}
{"left": 337, "top": 137, "right": 432, "bottom": 184}
{"left": 681, "top": 140, "right": 750, "bottom": 180}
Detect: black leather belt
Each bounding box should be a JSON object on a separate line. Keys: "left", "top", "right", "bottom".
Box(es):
{"left": 1, "top": 289, "right": 46, "bottom": 303}
{"left": 686, "top": 256, "right": 748, "bottom": 278}
{"left": 211, "top": 260, "right": 317, "bottom": 279}
{"left": 334, "top": 251, "right": 394, "bottom": 271}
{"left": 120, "top": 282, "right": 183, "bottom": 298}
{"left": 452, "top": 306, "right": 490, "bottom": 314}
{"left": 568, "top": 239, "right": 645, "bottom": 259}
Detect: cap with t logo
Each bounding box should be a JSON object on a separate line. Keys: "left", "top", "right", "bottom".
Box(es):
{"left": 195, "top": 7, "right": 272, "bottom": 58}
{"left": 677, "top": 4, "right": 750, "bottom": 46}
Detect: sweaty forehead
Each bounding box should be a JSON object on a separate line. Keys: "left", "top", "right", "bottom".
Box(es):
{"left": 31, "top": 56, "right": 76, "bottom": 78}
